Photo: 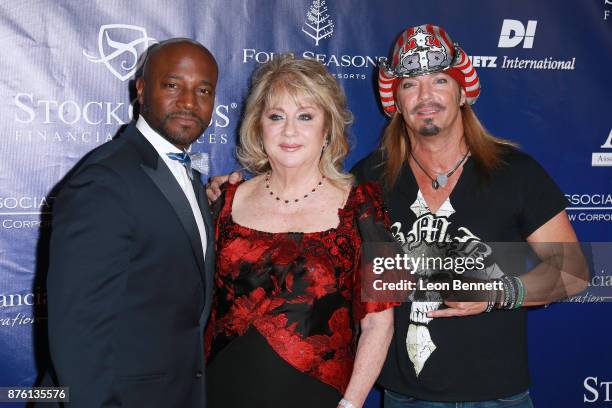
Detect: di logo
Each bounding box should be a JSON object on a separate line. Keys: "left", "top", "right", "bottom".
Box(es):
{"left": 498, "top": 19, "right": 538, "bottom": 49}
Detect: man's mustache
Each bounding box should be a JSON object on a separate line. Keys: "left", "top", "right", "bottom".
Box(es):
{"left": 411, "top": 102, "right": 445, "bottom": 114}
{"left": 165, "top": 111, "right": 206, "bottom": 127}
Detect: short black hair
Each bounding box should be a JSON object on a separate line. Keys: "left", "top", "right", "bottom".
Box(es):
{"left": 139, "top": 38, "right": 217, "bottom": 79}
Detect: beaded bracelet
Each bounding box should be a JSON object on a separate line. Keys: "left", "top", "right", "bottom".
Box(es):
{"left": 490, "top": 278, "right": 504, "bottom": 312}
{"left": 508, "top": 275, "right": 518, "bottom": 309}
{"left": 495, "top": 278, "right": 505, "bottom": 307}
{"left": 499, "top": 275, "right": 509, "bottom": 309}
{"left": 500, "top": 275, "right": 513, "bottom": 309}
{"left": 485, "top": 280, "right": 497, "bottom": 312}
{"left": 499, "top": 275, "right": 518, "bottom": 310}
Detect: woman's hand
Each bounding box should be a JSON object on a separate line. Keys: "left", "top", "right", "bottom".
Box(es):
{"left": 205, "top": 171, "right": 243, "bottom": 203}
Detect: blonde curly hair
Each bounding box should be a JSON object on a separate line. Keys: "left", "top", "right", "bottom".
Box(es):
{"left": 236, "top": 55, "right": 353, "bottom": 186}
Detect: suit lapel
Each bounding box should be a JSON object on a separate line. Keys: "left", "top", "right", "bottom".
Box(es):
{"left": 191, "top": 173, "right": 213, "bottom": 284}
{"left": 191, "top": 173, "right": 213, "bottom": 245}
{"left": 123, "top": 125, "right": 206, "bottom": 278}
{"left": 142, "top": 163, "right": 206, "bottom": 276}
{"left": 192, "top": 171, "right": 215, "bottom": 328}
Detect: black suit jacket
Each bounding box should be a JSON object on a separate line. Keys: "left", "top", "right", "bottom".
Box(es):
{"left": 47, "top": 124, "right": 214, "bottom": 407}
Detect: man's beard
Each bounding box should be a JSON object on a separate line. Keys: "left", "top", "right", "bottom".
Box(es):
{"left": 143, "top": 105, "right": 206, "bottom": 148}
{"left": 160, "top": 115, "right": 206, "bottom": 147}
{"left": 412, "top": 102, "right": 444, "bottom": 137}
{"left": 418, "top": 119, "right": 441, "bottom": 137}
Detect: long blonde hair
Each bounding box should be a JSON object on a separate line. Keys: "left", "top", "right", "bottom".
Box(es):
{"left": 380, "top": 104, "right": 516, "bottom": 188}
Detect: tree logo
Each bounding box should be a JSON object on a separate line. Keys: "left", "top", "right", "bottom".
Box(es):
{"left": 83, "top": 24, "right": 156, "bottom": 81}
{"left": 302, "top": 0, "right": 334, "bottom": 46}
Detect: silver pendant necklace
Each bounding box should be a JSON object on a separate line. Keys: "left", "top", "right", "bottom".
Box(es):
{"left": 410, "top": 150, "right": 469, "bottom": 190}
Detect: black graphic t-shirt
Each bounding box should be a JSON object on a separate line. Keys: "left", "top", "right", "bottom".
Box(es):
{"left": 352, "top": 147, "right": 567, "bottom": 402}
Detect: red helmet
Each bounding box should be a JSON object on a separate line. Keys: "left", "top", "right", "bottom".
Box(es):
{"left": 378, "top": 24, "right": 481, "bottom": 116}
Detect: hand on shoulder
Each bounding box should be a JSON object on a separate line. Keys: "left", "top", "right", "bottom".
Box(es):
{"left": 206, "top": 171, "right": 243, "bottom": 203}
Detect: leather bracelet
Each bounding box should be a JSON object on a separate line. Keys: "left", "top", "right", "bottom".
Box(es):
{"left": 339, "top": 398, "right": 356, "bottom": 408}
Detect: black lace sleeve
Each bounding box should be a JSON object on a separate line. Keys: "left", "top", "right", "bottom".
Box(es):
{"left": 353, "top": 182, "right": 403, "bottom": 320}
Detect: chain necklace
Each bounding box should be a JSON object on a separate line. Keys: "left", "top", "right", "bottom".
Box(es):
{"left": 410, "top": 150, "right": 469, "bottom": 190}
{"left": 264, "top": 171, "right": 325, "bottom": 204}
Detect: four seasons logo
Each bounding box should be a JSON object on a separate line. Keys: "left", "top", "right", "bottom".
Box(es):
{"left": 302, "top": 0, "right": 334, "bottom": 46}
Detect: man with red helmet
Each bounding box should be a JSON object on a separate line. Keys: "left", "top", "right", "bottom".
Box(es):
{"left": 351, "top": 23, "right": 586, "bottom": 407}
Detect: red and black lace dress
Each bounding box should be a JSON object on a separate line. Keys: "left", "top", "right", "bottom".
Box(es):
{"left": 205, "top": 182, "right": 396, "bottom": 407}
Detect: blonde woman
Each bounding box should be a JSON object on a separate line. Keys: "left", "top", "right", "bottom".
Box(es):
{"left": 204, "top": 56, "right": 396, "bottom": 408}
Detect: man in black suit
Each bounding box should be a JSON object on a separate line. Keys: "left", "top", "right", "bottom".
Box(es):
{"left": 47, "top": 38, "right": 217, "bottom": 407}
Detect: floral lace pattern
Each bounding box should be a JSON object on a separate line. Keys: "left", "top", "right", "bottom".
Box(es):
{"left": 205, "top": 182, "right": 395, "bottom": 393}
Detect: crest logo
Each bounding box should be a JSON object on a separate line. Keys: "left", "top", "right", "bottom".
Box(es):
{"left": 302, "top": 0, "right": 334, "bottom": 46}
{"left": 83, "top": 24, "right": 156, "bottom": 81}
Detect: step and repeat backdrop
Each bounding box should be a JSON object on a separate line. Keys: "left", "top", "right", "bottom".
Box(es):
{"left": 1, "top": 1, "right": 610, "bottom": 406}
